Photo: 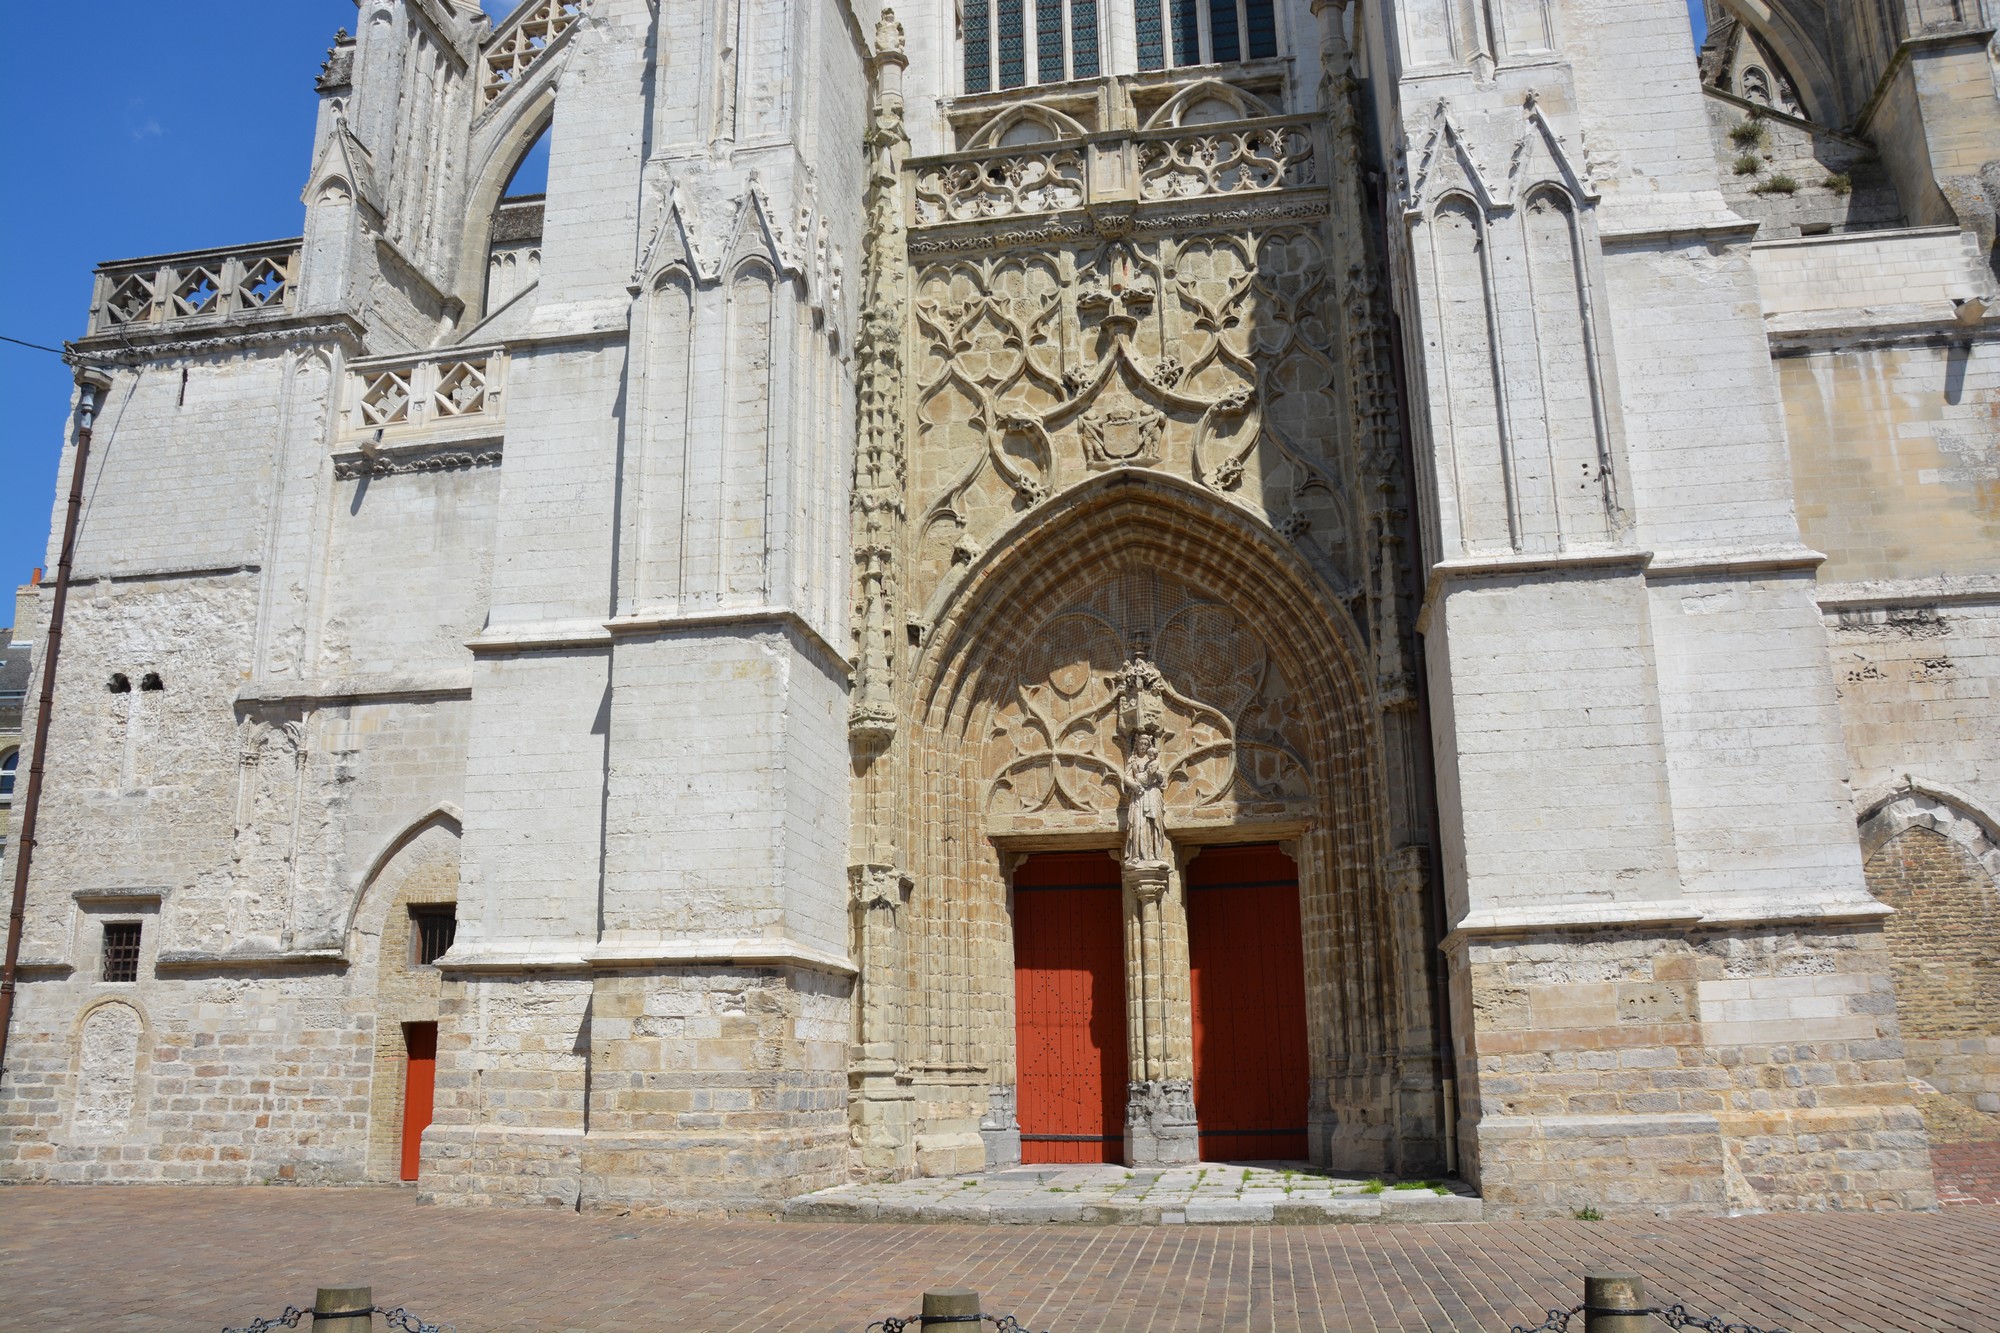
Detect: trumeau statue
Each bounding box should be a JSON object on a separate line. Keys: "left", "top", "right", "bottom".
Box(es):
{"left": 1122, "top": 731, "right": 1169, "bottom": 868}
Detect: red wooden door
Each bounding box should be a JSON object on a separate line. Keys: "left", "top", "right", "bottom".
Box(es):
{"left": 1013, "top": 852, "right": 1127, "bottom": 1164}
{"left": 400, "top": 1022, "right": 438, "bottom": 1182}
{"left": 1187, "top": 843, "right": 1309, "bottom": 1162}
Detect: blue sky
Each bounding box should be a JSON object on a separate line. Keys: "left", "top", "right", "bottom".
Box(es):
{"left": 0, "top": 0, "right": 1705, "bottom": 629}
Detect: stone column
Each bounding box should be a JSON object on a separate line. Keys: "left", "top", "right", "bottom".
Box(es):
{"left": 1122, "top": 856, "right": 1197, "bottom": 1165}
{"left": 849, "top": 862, "right": 913, "bottom": 1176}
{"left": 845, "top": 10, "right": 916, "bottom": 1182}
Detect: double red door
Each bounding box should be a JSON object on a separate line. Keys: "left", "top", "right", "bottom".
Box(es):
{"left": 1012, "top": 844, "right": 1309, "bottom": 1165}
{"left": 400, "top": 1022, "right": 438, "bottom": 1181}
{"left": 1013, "top": 852, "right": 1127, "bottom": 1164}
{"left": 1187, "top": 844, "right": 1309, "bottom": 1162}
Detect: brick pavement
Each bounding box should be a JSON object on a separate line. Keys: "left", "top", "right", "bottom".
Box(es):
{"left": 2, "top": 1186, "right": 1996, "bottom": 1332}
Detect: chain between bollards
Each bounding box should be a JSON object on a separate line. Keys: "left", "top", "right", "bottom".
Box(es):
{"left": 1509, "top": 1272, "right": 1792, "bottom": 1333}
{"left": 865, "top": 1288, "right": 1053, "bottom": 1333}
{"left": 222, "top": 1286, "right": 455, "bottom": 1333}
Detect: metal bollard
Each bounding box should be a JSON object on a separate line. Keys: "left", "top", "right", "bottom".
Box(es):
{"left": 313, "top": 1285, "right": 374, "bottom": 1333}
{"left": 1583, "top": 1273, "right": 1649, "bottom": 1333}
{"left": 920, "top": 1288, "right": 981, "bottom": 1329}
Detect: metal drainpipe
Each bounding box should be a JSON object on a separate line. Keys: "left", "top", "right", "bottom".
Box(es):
{"left": 0, "top": 368, "right": 110, "bottom": 1079}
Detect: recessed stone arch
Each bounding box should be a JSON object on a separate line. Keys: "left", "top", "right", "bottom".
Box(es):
{"left": 1859, "top": 783, "right": 2000, "bottom": 1115}
{"left": 349, "top": 812, "right": 463, "bottom": 1180}
{"left": 898, "top": 472, "right": 1433, "bottom": 1174}
{"left": 70, "top": 998, "right": 148, "bottom": 1144}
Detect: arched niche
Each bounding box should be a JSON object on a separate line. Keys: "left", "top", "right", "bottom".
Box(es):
{"left": 1140, "top": 78, "right": 1277, "bottom": 130}
{"left": 346, "top": 809, "right": 463, "bottom": 1180}
{"left": 898, "top": 472, "right": 1425, "bottom": 1172}
{"left": 70, "top": 998, "right": 149, "bottom": 1144}
{"left": 963, "top": 101, "right": 1093, "bottom": 149}
{"left": 1858, "top": 782, "right": 2000, "bottom": 1116}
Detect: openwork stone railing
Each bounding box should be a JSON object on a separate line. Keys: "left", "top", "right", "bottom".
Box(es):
{"left": 89, "top": 239, "right": 300, "bottom": 335}
{"left": 909, "top": 114, "right": 1322, "bottom": 227}
{"left": 914, "top": 145, "right": 1088, "bottom": 224}
{"left": 1135, "top": 119, "right": 1317, "bottom": 200}
{"left": 340, "top": 347, "right": 507, "bottom": 440}
{"left": 482, "top": 0, "right": 583, "bottom": 108}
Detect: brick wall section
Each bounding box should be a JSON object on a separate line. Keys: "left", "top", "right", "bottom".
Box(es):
{"left": 1932, "top": 1141, "right": 2000, "bottom": 1204}
{"left": 1866, "top": 826, "right": 2000, "bottom": 1113}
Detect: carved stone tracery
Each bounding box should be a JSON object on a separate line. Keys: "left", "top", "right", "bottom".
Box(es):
{"left": 982, "top": 573, "right": 1315, "bottom": 837}
{"left": 910, "top": 228, "right": 1356, "bottom": 622}
{"left": 858, "top": 47, "right": 1438, "bottom": 1177}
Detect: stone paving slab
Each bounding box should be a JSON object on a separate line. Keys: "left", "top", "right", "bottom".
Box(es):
{"left": 784, "top": 1163, "right": 1482, "bottom": 1225}
{"left": 4, "top": 1185, "right": 1999, "bottom": 1331}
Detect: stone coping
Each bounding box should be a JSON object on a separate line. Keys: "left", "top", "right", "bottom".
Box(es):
{"left": 784, "top": 1163, "right": 1482, "bottom": 1225}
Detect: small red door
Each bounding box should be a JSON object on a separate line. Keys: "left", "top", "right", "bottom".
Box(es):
{"left": 1013, "top": 852, "right": 1127, "bottom": 1164}
{"left": 1187, "top": 844, "right": 1309, "bottom": 1162}
{"left": 400, "top": 1022, "right": 438, "bottom": 1182}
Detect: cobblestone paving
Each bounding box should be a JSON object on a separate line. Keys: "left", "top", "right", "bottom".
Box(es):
{"left": 3, "top": 1186, "right": 1997, "bottom": 1332}
{"left": 785, "top": 1164, "right": 1481, "bottom": 1225}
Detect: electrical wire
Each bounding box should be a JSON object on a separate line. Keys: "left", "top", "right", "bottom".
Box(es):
{"left": 1, "top": 334, "right": 67, "bottom": 355}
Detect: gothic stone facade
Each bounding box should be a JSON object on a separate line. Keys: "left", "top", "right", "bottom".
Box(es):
{"left": 2, "top": 0, "right": 1996, "bottom": 1219}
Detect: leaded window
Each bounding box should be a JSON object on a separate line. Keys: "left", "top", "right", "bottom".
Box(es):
{"left": 965, "top": 0, "right": 1103, "bottom": 92}
{"left": 1136, "top": 0, "right": 1277, "bottom": 70}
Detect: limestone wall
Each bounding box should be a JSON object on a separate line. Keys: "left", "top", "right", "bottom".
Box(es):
{"left": 1457, "top": 924, "right": 1934, "bottom": 1217}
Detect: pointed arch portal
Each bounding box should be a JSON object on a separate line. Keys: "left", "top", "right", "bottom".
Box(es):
{"left": 891, "top": 475, "right": 1436, "bottom": 1172}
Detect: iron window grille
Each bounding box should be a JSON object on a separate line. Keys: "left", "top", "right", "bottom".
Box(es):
{"left": 411, "top": 905, "right": 458, "bottom": 967}
{"left": 102, "top": 922, "right": 142, "bottom": 983}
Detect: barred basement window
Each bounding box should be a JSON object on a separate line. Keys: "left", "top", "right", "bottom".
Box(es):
{"left": 102, "top": 922, "right": 142, "bottom": 983}
{"left": 965, "top": 0, "right": 1101, "bottom": 92}
{"left": 1136, "top": 0, "right": 1277, "bottom": 70}
{"left": 411, "top": 905, "right": 458, "bottom": 966}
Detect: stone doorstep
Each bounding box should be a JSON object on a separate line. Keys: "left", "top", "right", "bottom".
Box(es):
{"left": 781, "top": 1173, "right": 1485, "bottom": 1226}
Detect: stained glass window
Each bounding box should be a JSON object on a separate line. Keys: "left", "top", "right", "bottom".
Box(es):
{"left": 1170, "top": 0, "right": 1201, "bottom": 65}
{"left": 965, "top": 0, "right": 991, "bottom": 92}
{"left": 998, "top": 0, "right": 1027, "bottom": 88}
{"left": 965, "top": 0, "right": 1277, "bottom": 92}
{"left": 1136, "top": 0, "right": 1165, "bottom": 69}
{"left": 1071, "top": 0, "right": 1100, "bottom": 76}
{"left": 1038, "top": 0, "right": 1066, "bottom": 82}
{"left": 1245, "top": 0, "right": 1278, "bottom": 59}
{"left": 1208, "top": 0, "right": 1240, "bottom": 62}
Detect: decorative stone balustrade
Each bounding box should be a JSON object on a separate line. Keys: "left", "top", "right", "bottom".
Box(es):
{"left": 909, "top": 114, "right": 1323, "bottom": 229}
{"left": 341, "top": 348, "right": 507, "bottom": 441}
{"left": 482, "top": 0, "right": 583, "bottom": 108}
{"left": 1134, "top": 119, "right": 1317, "bottom": 200}
{"left": 88, "top": 240, "right": 300, "bottom": 335}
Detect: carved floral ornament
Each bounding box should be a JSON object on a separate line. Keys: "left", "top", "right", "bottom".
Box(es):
{"left": 981, "top": 574, "right": 1314, "bottom": 835}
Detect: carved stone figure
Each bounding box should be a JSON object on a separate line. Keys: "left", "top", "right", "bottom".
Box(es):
{"left": 1122, "top": 732, "right": 1169, "bottom": 868}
